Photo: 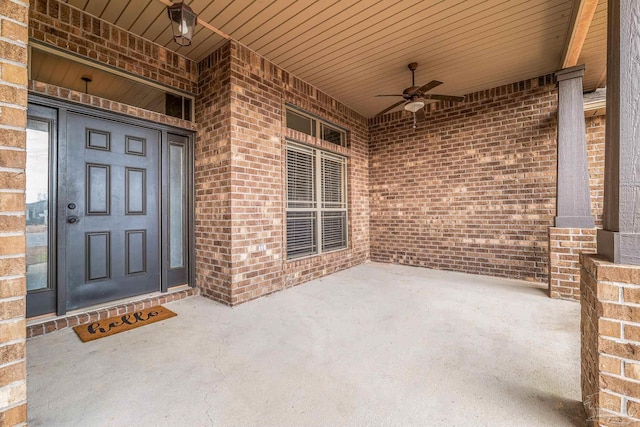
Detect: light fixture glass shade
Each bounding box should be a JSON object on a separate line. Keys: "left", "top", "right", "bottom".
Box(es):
{"left": 404, "top": 100, "right": 425, "bottom": 113}
{"left": 168, "top": 2, "right": 198, "bottom": 46}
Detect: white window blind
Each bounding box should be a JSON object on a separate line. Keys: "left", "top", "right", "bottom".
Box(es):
{"left": 286, "top": 145, "right": 315, "bottom": 209}
{"left": 286, "top": 142, "right": 347, "bottom": 259}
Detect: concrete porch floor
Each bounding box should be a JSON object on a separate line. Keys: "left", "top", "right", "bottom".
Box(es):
{"left": 27, "top": 262, "right": 585, "bottom": 426}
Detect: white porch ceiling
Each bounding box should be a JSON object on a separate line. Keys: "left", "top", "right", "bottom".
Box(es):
{"left": 60, "top": 0, "right": 607, "bottom": 118}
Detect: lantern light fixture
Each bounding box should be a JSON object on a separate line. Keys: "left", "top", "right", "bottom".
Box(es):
{"left": 167, "top": 2, "right": 198, "bottom": 47}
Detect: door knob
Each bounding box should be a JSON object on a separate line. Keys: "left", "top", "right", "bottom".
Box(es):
{"left": 67, "top": 216, "right": 80, "bottom": 224}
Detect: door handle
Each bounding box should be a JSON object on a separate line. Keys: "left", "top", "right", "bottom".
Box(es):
{"left": 67, "top": 216, "right": 80, "bottom": 224}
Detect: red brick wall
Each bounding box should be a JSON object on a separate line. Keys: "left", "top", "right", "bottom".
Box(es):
{"left": 369, "top": 76, "right": 557, "bottom": 283}
{"left": 196, "top": 41, "right": 370, "bottom": 305}
{"left": 0, "top": 0, "right": 29, "bottom": 424}
{"left": 28, "top": 0, "right": 197, "bottom": 94}
{"left": 195, "top": 44, "right": 233, "bottom": 303}
{"left": 586, "top": 115, "right": 605, "bottom": 227}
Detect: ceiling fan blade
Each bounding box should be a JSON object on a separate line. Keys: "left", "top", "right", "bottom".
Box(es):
{"left": 375, "top": 100, "right": 406, "bottom": 116}
{"left": 416, "top": 107, "right": 426, "bottom": 120}
{"left": 428, "top": 94, "right": 465, "bottom": 102}
{"left": 417, "top": 80, "right": 443, "bottom": 93}
{"left": 375, "top": 94, "right": 404, "bottom": 97}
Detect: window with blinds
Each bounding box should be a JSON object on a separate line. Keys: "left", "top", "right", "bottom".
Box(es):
{"left": 286, "top": 142, "right": 347, "bottom": 259}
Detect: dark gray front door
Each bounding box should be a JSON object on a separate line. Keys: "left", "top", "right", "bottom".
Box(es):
{"left": 64, "top": 113, "right": 160, "bottom": 310}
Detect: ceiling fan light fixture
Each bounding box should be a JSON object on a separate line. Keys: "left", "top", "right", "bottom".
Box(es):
{"left": 167, "top": 2, "right": 198, "bottom": 46}
{"left": 404, "top": 100, "right": 425, "bottom": 113}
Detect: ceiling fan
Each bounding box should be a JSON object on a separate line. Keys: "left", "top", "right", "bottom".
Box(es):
{"left": 375, "top": 62, "right": 465, "bottom": 121}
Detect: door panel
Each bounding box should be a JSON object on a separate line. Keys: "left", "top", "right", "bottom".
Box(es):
{"left": 65, "top": 113, "right": 161, "bottom": 310}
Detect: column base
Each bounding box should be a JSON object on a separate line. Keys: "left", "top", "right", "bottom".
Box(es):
{"left": 555, "top": 216, "right": 595, "bottom": 228}
{"left": 597, "top": 230, "right": 640, "bottom": 265}
{"left": 548, "top": 227, "right": 596, "bottom": 300}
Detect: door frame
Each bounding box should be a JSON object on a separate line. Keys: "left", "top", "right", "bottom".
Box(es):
{"left": 27, "top": 94, "right": 196, "bottom": 316}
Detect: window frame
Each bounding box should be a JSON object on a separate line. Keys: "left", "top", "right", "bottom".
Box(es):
{"left": 285, "top": 105, "right": 347, "bottom": 147}
{"left": 285, "top": 141, "right": 348, "bottom": 260}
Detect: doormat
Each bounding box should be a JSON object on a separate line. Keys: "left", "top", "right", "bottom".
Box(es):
{"left": 73, "top": 306, "right": 177, "bottom": 342}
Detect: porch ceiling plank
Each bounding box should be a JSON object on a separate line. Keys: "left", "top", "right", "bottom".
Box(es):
{"left": 208, "top": 0, "right": 261, "bottom": 32}
{"left": 560, "top": 0, "right": 599, "bottom": 69}
{"left": 576, "top": 0, "right": 607, "bottom": 91}
{"left": 32, "top": 51, "right": 70, "bottom": 91}
{"left": 139, "top": 14, "right": 173, "bottom": 46}
{"left": 219, "top": 0, "right": 298, "bottom": 44}
{"left": 30, "top": 50, "right": 57, "bottom": 87}
{"left": 128, "top": 1, "right": 168, "bottom": 38}
{"left": 341, "top": 28, "right": 569, "bottom": 110}
{"left": 99, "top": 0, "right": 134, "bottom": 24}
{"left": 113, "top": 0, "right": 155, "bottom": 31}
{"left": 174, "top": 0, "right": 293, "bottom": 60}
{"left": 328, "top": 13, "right": 570, "bottom": 95}
{"left": 258, "top": 0, "right": 420, "bottom": 61}
{"left": 305, "top": 1, "right": 571, "bottom": 108}
{"left": 258, "top": 0, "right": 435, "bottom": 62}
{"left": 248, "top": 1, "right": 354, "bottom": 54}
{"left": 222, "top": 0, "right": 321, "bottom": 49}
{"left": 82, "top": 1, "right": 109, "bottom": 19}
{"left": 284, "top": 0, "right": 571, "bottom": 94}
{"left": 234, "top": 0, "right": 390, "bottom": 56}
{"left": 64, "top": 0, "right": 89, "bottom": 11}
{"left": 30, "top": 48, "right": 169, "bottom": 113}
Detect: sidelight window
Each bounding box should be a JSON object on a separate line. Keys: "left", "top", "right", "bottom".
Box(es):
{"left": 285, "top": 142, "right": 347, "bottom": 259}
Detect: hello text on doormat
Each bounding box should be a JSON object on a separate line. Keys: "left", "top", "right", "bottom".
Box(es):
{"left": 73, "top": 306, "right": 177, "bottom": 342}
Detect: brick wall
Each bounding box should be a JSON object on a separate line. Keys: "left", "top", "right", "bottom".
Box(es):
{"left": 195, "top": 43, "right": 233, "bottom": 303}
{"left": 581, "top": 254, "right": 640, "bottom": 426}
{"left": 0, "top": 0, "right": 29, "bottom": 425}
{"left": 369, "top": 76, "right": 557, "bottom": 283}
{"left": 196, "top": 40, "right": 369, "bottom": 305}
{"left": 28, "top": 0, "right": 197, "bottom": 94}
{"left": 586, "top": 115, "right": 605, "bottom": 227}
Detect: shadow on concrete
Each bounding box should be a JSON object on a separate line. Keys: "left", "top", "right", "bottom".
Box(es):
{"left": 508, "top": 385, "right": 587, "bottom": 427}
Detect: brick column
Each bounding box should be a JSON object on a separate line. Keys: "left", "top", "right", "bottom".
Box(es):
{"left": 0, "top": 1, "right": 29, "bottom": 425}
{"left": 581, "top": 255, "right": 640, "bottom": 425}
{"left": 549, "top": 227, "right": 596, "bottom": 300}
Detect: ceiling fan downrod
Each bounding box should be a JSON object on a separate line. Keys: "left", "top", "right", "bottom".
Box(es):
{"left": 408, "top": 62, "right": 418, "bottom": 87}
